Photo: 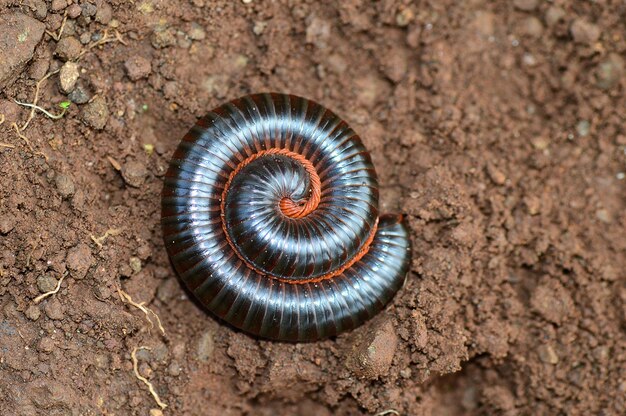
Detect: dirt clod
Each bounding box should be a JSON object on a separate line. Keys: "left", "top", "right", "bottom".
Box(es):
{"left": 44, "top": 298, "right": 65, "bottom": 320}
{"left": 25, "top": 305, "right": 41, "bottom": 321}
{"left": 121, "top": 160, "right": 148, "bottom": 188}
{"left": 345, "top": 319, "right": 398, "bottom": 379}
{"left": 67, "top": 4, "right": 82, "bottom": 19}
{"left": 0, "top": 13, "right": 45, "bottom": 88}
{"left": 81, "top": 95, "right": 108, "bottom": 129}
{"left": 530, "top": 280, "right": 574, "bottom": 325}
{"left": 66, "top": 243, "right": 94, "bottom": 280}
{"left": 95, "top": 2, "right": 113, "bottom": 24}
{"left": 54, "top": 36, "right": 82, "bottom": 61}
{"left": 124, "top": 56, "right": 152, "bottom": 81}
{"left": 0, "top": 215, "right": 16, "bottom": 235}
{"left": 54, "top": 173, "right": 75, "bottom": 198}
{"left": 37, "top": 274, "right": 58, "bottom": 293}
{"left": 38, "top": 337, "right": 55, "bottom": 353}
{"left": 68, "top": 82, "right": 92, "bottom": 104}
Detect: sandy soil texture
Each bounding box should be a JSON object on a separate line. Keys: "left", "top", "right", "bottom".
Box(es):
{"left": 0, "top": 0, "right": 625, "bottom": 415}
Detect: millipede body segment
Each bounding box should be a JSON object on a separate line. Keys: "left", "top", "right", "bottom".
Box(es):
{"left": 162, "top": 93, "right": 411, "bottom": 341}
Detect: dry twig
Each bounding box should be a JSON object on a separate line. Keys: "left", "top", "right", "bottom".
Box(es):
{"left": 45, "top": 12, "right": 68, "bottom": 41}
{"left": 131, "top": 346, "right": 167, "bottom": 410}
{"left": 34, "top": 272, "right": 68, "bottom": 304}
{"left": 0, "top": 120, "right": 14, "bottom": 148}
{"left": 19, "top": 70, "right": 59, "bottom": 131}
{"left": 78, "top": 29, "right": 127, "bottom": 60}
{"left": 10, "top": 122, "right": 48, "bottom": 161}
{"left": 90, "top": 228, "right": 124, "bottom": 248}
{"left": 0, "top": 114, "right": 13, "bottom": 148}
{"left": 118, "top": 288, "right": 166, "bottom": 336}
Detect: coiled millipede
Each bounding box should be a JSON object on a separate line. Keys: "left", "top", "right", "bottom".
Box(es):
{"left": 162, "top": 93, "right": 411, "bottom": 341}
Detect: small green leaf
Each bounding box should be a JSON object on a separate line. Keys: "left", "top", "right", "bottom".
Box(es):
{"left": 59, "top": 101, "right": 71, "bottom": 109}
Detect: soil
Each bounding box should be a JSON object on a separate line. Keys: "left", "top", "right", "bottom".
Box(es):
{"left": 0, "top": 0, "right": 625, "bottom": 415}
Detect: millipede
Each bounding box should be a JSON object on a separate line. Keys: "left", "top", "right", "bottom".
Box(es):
{"left": 161, "top": 93, "right": 411, "bottom": 341}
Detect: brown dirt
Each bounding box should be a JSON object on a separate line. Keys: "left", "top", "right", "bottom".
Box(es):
{"left": 0, "top": 1, "right": 625, "bottom": 415}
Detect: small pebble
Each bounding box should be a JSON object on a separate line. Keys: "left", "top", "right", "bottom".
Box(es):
{"left": 54, "top": 36, "right": 82, "bottom": 61}
{"left": 67, "top": 4, "right": 82, "bottom": 19}
{"left": 124, "top": 56, "right": 152, "bottom": 81}
{"left": 345, "top": 320, "right": 398, "bottom": 379}
{"left": 55, "top": 173, "right": 75, "bottom": 198}
{"left": 544, "top": 6, "right": 565, "bottom": 27}
{"left": 188, "top": 22, "right": 206, "bottom": 40}
{"left": 38, "top": 337, "right": 56, "bottom": 353}
{"left": 50, "top": 0, "right": 68, "bottom": 12}
{"left": 596, "top": 209, "right": 612, "bottom": 224}
{"left": 253, "top": 21, "right": 267, "bottom": 36}
{"left": 531, "top": 136, "right": 549, "bottom": 150}
{"left": 68, "top": 83, "right": 92, "bottom": 104}
{"left": 151, "top": 26, "right": 177, "bottom": 49}
{"left": 25, "top": 305, "right": 41, "bottom": 321}
{"left": 520, "top": 16, "right": 543, "bottom": 38}
{"left": 576, "top": 120, "right": 590, "bottom": 137}
{"left": 196, "top": 330, "right": 215, "bottom": 362}
{"left": 31, "top": 0, "right": 48, "bottom": 19}
{"left": 81, "top": 2, "right": 97, "bottom": 17}
{"left": 167, "top": 362, "right": 182, "bottom": 376}
{"left": 121, "top": 161, "right": 148, "bottom": 188}
{"left": 486, "top": 163, "right": 507, "bottom": 185}
{"left": 595, "top": 53, "right": 624, "bottom": 90}
{"left": 0, "top": 215, "right": 16, "bottom": 235}
{"left": 149, "top": 410, "right": 164, "bottom": 416}
{"left": 177, "top": 35, "right": 192, "bottom": 49}
{"left": 137, "top": 244, "right": 152, "bottom": 260}
{"left": 570, "top": 19, "right": 601, "bottom": 44}
{"left": 395, "top": 8, "right": 414, "bottom": 27}
{"left": 593, "top": 346, "right": 609, "bottom": 363}
{"left": 306, "top": 17, "right": 331, "bottom": 49}
{"left": 157, "top": 278, "right": 179, "bottom": 303}
{"left": 37, "top": 274, "right": 58, "bottom": 293}
{"left": 538, "top": 344, "right": 559, "bottom": 364}
{"left": 79, "top": 32, "right": 91, "bottom": 45}
{"left": 66, "top": 243, "right": 94, "bottom": 279}
{"left": 59, "top": 61, "right": 80, "bottom": 93}
{"left": 162, "top": 81, "right": 178, "bottom": 99}
{"left": 513, "top": 0, "right": 538, "bottom": 12}
{"left": 129, "top": 257, "right": 142, "bottom": 273}
{"left": 44, "top": 298, "right": 65, "bottom": 320}
{"left": 95, "top": 2, "right": 113, "bottom": 24}
{"left": 82, "top": 96, "right": 109, "bottom": 129}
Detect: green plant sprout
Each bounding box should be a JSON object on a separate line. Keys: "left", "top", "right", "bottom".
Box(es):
{"left": 14, "top": 99, "right": 71, "bottom": 120}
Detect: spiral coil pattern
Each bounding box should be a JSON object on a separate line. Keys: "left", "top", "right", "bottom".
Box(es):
{"left": 162, "top": 93, "right": 411, "bottom": 341}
